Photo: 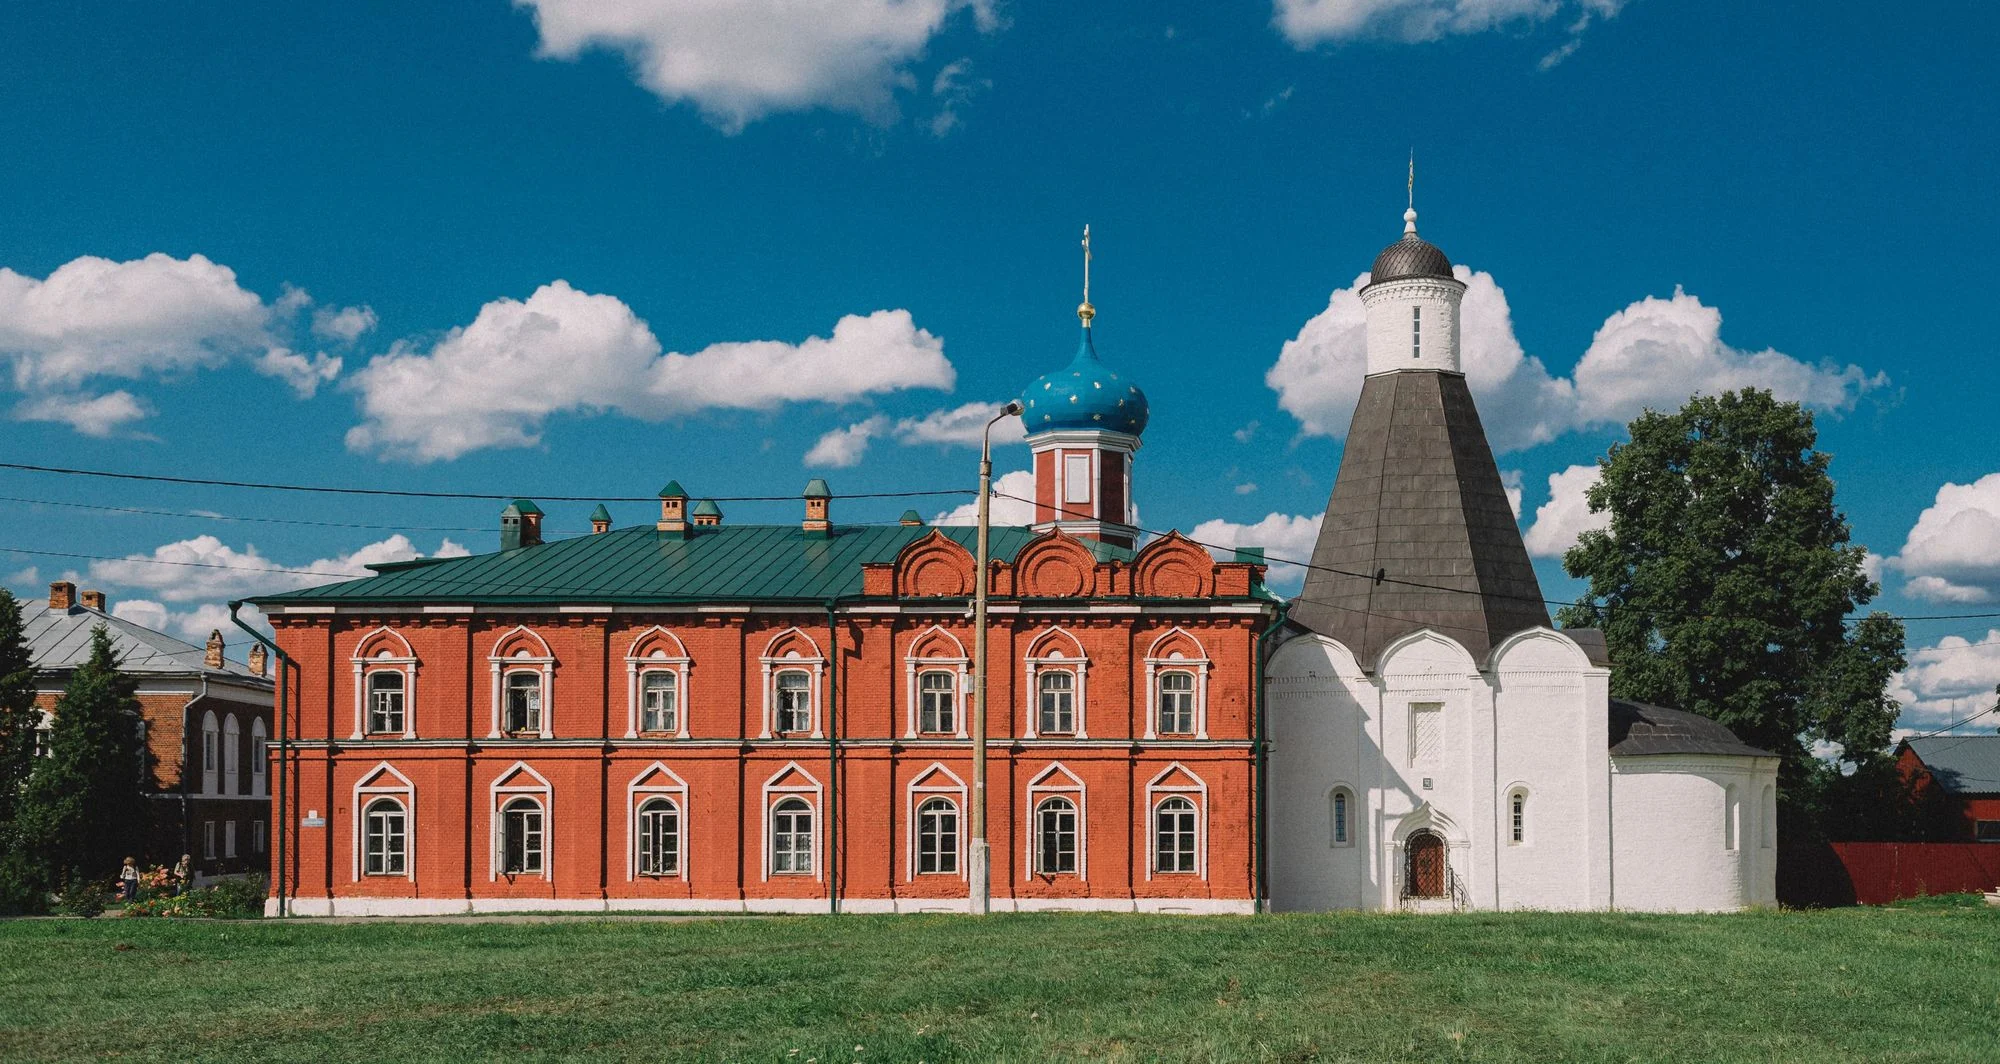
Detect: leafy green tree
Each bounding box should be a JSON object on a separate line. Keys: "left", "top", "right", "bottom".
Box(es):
{"left": 0, "top": 589, "right": 45, "bottom": 913}
{"left": 1556, "top": 390, "right": 1907, "bottom": 817}
{"left": 13, "top": 625, "right": 149, "bottom": 894}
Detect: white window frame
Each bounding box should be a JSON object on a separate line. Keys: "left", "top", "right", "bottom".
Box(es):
{"left": 1724, "top": 784, "right": 1740, "bottom": 852}
{"left": 1408, "top": 701, "right": 1444, "bottom": 766}
{"left": 1063, "top": 452, "right": 1093, "bottom": 505}
{"left": 489, "top": 761, "right": 552, "bottom": 881}
{"left": 225, "top": 820, "right": 237, "bottom": 859}
{"left": 626, "top": 762, "right": 690, "bottom": 882}
{"left": 1329, "top": 785, "right": 1355, "bottom": 848}
{"left": 1143, "top": 628, "right": 1211, "bottom": 740}
{"left": 915, "top": 796, "right": 961, "bottom": 877}
{"left": 1505, "top": 784, "right": 1529, "bottom": 846}
{"left": 1024, "top": 762, "right": 1086, "bottom": 880}
{"left": 253, "top": 819, "right": 266, "bottom": 855}
{"left": 758, "top": 629, "right": 826, "bottom": 740}
{"left": 203, "top": 820, "right": 216, "bottom": 860}
{"left": 1145, "top": 762, "right": 1208, "bottom": 880}
{"left": 363, "top": 799, "right": 407, "bottom": 875}
{"left": 32, "top": 710, "right": 52, "bottom": 759}
{"left": 364, "top": 670, "right": 407, "bottom": 736}
{"left": 221, "top": 714, "right": 240, "bottom": 796}
{"left": 1023, "top": 629, "right": 1089, "bottom": 739}
{"left": 250, "top": 718, "right": 268, "bottom": 797}
{"left": 635, "top": 796, "right": 682, "bottom": 879}
{"left": 353, "top": 762, "right": 415, "bottom": 881}
{"left": 200, "top": 710, "right": 219, "bottom": 795}
{"left": 760, "top": 761, "right": 824, "bottom": 882}
{"left": 623, "top": 627, "right": 692, "bottom": 739}
{"left": 904, "top": 763, "right": 968, "bottom": 881}
{"left": 486, "top": 627, "right": 555, "bottom": 740}
{"left": 902, "top": 626, "right": 969, "bottom": 740}
{"left": 350, "top": 628, "right": 418, "bottom": 740}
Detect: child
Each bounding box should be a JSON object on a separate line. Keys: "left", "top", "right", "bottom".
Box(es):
{"left": 119, "top": 857, "right": 140, "bottom": 903}
{"left": 172, "top": 853, "right": 192, "bottom": 896}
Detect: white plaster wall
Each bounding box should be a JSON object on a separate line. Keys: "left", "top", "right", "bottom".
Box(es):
{"left": 1609, "top": 755, "right": 1779, "bottom": 912}
{"left": 1371, "top": 633, "right": 1485, "bottom": 910}
{"left": 1362, "top": 277, "right": 1464, "bottom": 375}
{"left": 1489, "top": 632, "right": 1609, "bottom": 910}
{"left": 1265, "top": 634, "right": 1374, "bottom": 911}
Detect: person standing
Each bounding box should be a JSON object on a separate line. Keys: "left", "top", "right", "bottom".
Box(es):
{"left": 118, "top": 857, "right": 139, "bottom": 903}
{"left": 172, "top": 853, "right": 192, "bottom": 896}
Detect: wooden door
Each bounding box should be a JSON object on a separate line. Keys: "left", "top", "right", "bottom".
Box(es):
{"left": 1408, "top": 832, "right": 1446, "bottom": 898}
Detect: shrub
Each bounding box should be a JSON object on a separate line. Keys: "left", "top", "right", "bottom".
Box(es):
{"left": 125, "top": 875, "right": 266, "bottom": 919}
{"left": 55, "top": 873, "right": 112, "bottom": 918}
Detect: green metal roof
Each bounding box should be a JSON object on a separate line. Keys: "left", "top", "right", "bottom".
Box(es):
{"left": 251, "top": 524, "right": 1143, "bottom": 606}
{"left": 658, "top": 481, "right": 687, "bottom": 499}
{"left": 509, "top": 498, "right": 544, "bottom": 515}
{"left": 690, "top": 498, "right": 722, "bottom": 518}
{"left": 589, "top": 504, "right": 613, "bottom": 522}
{"left": 802, "top": 478, "right": 831, "bottom": 498}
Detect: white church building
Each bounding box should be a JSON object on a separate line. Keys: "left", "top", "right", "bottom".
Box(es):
{"left": 1264, "top": 205, "right": 1780, "bottom": 913}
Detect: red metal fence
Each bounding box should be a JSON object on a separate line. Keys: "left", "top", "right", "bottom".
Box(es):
{"left": 1826, "top": 843, "right": 2000, "bottom": 905}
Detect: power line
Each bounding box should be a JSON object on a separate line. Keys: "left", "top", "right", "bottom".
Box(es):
{"left": 0, "top": 461, "right": 971, "bottom": 504}
{"left": 0, "top": 495, "right": 494, "bottom": 533}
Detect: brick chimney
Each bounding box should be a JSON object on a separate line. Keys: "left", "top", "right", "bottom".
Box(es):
{"left": 204, "top": 630, "right": 225, "bottom": 670}
{"left": 79, "top": 589, "right": 106, "bottom": 611}
{"left": 691, "top": 499, "right": 723, "bottom": 527}
{"left": 500, "top": 499, "right": 544, "bottom": 550}
{"left": 248, "top": 644, "right": 268, "bottom": 678}
{"left": 48, "top": 581, "right": 76, "bottom": 610}
{"left": 656, "top": 481, "right": 689, "bottom": 538}
{"left": 590, "top": 504, "right": 612, "bottom": 535}
{"left": 803, "top": 479, "right": 831, "bottom": 538}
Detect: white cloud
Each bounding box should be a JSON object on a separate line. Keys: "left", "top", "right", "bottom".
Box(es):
{"left": 88, "top": 533, "right": 466, "bottom": 604}
{"left": 312, "top": 304, "right": 379, "bottom": 344}
{"left": 1888, "top": 473, "right": 2000, "bottom": 604}
{"left": 1233, "top": 420, "right": 1259, "bottom": 443}
{"left": 519, "top": 0, "right": 997, "bottom": 133}
{"left": 1273, "top": 0, "right": 1622, "bottom": 47}
{"left": 1522, "top": 464, "right": 1608, "bottom": 558}
{"left": 1235, "top": 482, "right": 1259, "bottom": 495}
{"left": 928, "top": 57, "right": 989, "bottom": 137}
{"left": 110, "top": 599, "right": 257, "bottom": 646}
{"left": 933, "top": 469, "right": 1036, "bottom": 526}
{"left": 1888, "top": 629, "right": 2000, "bottom": 733}
{"left": 13, "top": 390, "right": 151, "bottom": 437}
{"left": 1269, "top": 269, "right": 1884, "bottom": 454}
{"left": 1500, "top": 468, "right": 1524, "bottom": 519}
{"left": 1189, "top": 512, "right": 1324, "bottom": 592}
{"left": 0, "top": 253, "right": 357, "bottom": 430}
{"left": 346, "top": 281, "right": 953, "bottom": 462}
{"left": 806, "top": 400, "right": 1023, "bottom": 468}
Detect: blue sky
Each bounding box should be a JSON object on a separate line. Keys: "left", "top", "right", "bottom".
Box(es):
{"left": 3, "top": 1, "right": 1997, "bottom": 733}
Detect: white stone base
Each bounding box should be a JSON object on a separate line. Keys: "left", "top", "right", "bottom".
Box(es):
{"left": 266, "top": 895, "right": 1256, "bottom": 918}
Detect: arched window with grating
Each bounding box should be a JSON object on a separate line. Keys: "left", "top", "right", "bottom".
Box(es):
{"left": 636, "top": 797, "right": 680, "bottom": 876}
{"left": 500, "top": 796, "right": 544, "bottom": 874}
{"left": 915, "top": 796, "right": 959, "bottom": 874}
{"left": 771, "top": 797, "right": 814, "bottom": 874}
{"left": 364, "top": 797, "right": 407, "bottom": 876}
{"left": 1034, "top": 796, "right": 1078, "bottom": 875}
{"left": 1154, "top": 796, "right": 1198, "bottom": 874}
{"left": 1330, "top": 787, "right": 1355, "bottom": 847}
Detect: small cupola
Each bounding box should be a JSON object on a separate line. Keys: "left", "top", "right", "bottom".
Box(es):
{"left": 691, "top": 498, "right": 723, "bottom": 527}
{"left": 657, "top": 481, "right": 690, "bottom": 538}
{"left": 803, "top": 479, "right": 831, "bottom": 538}
{"left": 589, "top": 504, "right": 613, "bottom": 535}
{"left": 899, "top": 509, "right": 925, "bottom": 527}
{"left": 204, "top": 629, "right": 225, "bottom": 670}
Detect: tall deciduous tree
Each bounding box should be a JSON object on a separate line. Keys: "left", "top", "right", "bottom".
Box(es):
{"left": 0, "top": 589, "right": 44, "bottom": 912}
{"left": 14, "top": 625, "right": 148, "bottom": 890}
{"left": 1555, "top": 390, "right": 1906, "bottom": 812}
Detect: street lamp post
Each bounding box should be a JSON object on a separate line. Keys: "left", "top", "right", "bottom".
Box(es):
{"left": 970, "top": 398, "right": 1023, "bottom": 915}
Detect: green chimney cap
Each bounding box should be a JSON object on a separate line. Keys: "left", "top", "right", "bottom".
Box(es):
{"left": 589, "top": 504, "right": 612, "bottom": 522}
{"left": 500, "top": 502, "right": 522, "bottom": 518}
{"left": 691, "top": 498, "right": 722, "bottom": 517}
{"left": 511, "top": 498, "right": 544, "bottom": 515}
{"left": 900, "top": 509, "right": 925, "bottom": 525}
{"left": 803, "top": 478, "right": 832, "bottom": 498}
{"left": 658, "top": 481, "right": 688, "bottom": 499}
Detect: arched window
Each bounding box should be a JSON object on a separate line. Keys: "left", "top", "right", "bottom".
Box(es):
{"left": 639, "top": 671, "right": 678, "bottom": 734}
{"left": 503, "top": 672, "right": 542, "bottom": 734}
{"left": 1034, "top": 796, "right": 1078, "bottom": 875}
{"left": 500, "top": 797, "right": 544, "bottom": 874}
{"left": 222, "top": 715, "right": 240, "bottom": 796}
{"left": 1508, "top": 788, "right": 1528, "bottom": 845}
{"left": 771, "top": 797, "right": 814, "bottom": 874}
{"left": 1724, "top": 785, "right": 1740, "bottom": 852}
{"left": 1156, "top": 671, "right": 1195, "bottom": 736}
{"left": 774, "top": 670, "right": 812, "bottom": 735}
{"left": 367, "top": 671, "right": 405, "bottom": 735}
{"left": 1330, "top": 788, "right": 1354, "bottom": 847}
{"left": 1154, "top": 796, "right": 1198, "bottom": 874}
{"left": 916, "top": 797, "right": 959, "bottom": 874}
{"left": 250, "top": 719, "right": 268, "bottom": 797}
{"left": 636, "top": 797, "right": 680, "bottom": 876}
{"left": 364, "top": 797, "right": 407, "bottom": 876}
{"left": 200, "top": 711, "right": 219, "bottom": 795}
{"left": 1038, "top": 671, "right": 1075, "bottom": 735}
{"left": 918, "top": 671, "right": 956, "bottom": 734}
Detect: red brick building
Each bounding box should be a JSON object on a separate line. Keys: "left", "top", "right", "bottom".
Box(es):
{"left": 26, "top": 582, "right": 276, "bottom": 878}
{"left": 253, "top": 315, "right": 1281, "bottom": 915}
{"left": 1898, "top": 737, "right": 2000, "bottom": 841}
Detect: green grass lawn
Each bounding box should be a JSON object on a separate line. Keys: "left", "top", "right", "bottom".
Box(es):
{"left": 3, "top": 902, "right": 1997, "bottom": 1063}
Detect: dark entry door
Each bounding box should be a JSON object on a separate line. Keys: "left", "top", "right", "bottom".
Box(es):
{"left": 1408, "top": 832, "right": 1446, "bottom": 898}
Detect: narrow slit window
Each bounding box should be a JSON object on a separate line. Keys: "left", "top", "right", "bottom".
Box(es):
{"left": 1509, "top": 790, "right": 1526, "bottom": 844}
{"left": 1412, "top": 305, "right": 1422, "bottom": 359}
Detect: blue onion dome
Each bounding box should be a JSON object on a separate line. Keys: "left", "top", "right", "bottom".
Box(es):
{"left": 1365, "top": 207, "right": 1454, "bottom": 287}
{"left": 1020, "top": 326, "right": 1149, "bottom": 436}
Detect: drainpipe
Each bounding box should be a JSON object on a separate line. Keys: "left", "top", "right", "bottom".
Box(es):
{"left": 1253, "top": 602, "right": 1290, "bottom": 914}
{"left": 229, "top": 602, "right": 288, "bottom": 917}
{"left": 824, "top": 601, "right": 841, "bottom": 915}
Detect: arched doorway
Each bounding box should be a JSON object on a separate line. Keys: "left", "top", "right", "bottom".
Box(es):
{"left": 1405, "top": 830, "right": 1447, "bottom": 899}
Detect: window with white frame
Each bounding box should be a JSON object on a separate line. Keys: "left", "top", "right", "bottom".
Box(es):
{"left": 1154, "top": 797, "right": 1198, "bottom": 874}
{"left": 203, "top": 820, "right": 216, "bottom": 860}
{"left": 1156, "top": 671, "right": 1195, "bottom": 736}
{"left": 367, "top": 671, "right": 405, "bottom": 734}
{"left": 918, "top": 670, "right": 956, "bottom": 735}
{"left": 774, "top": 670, "right": 812, "bottom": 735}
{"left": 1724, "top": 785, "right": 1739, "bottom": 852}
{"left": 639, "top": 671, "right": 678, "bottom": 734}
{"left": 1409, "top": 702, "right": 1443, "bottom": 765}
{"left": 503, "top": 671, "right": 542, "bottom": 734}
{"left": 1508, "top": 788, "right": 1528, "bottom": 845}
{"left": 33, "top": 712, "right": 51, "bottom": 759}
{"left": 250, "top": 720, "right": 267, "bottom": 796}
{"left": 1330, "top": 787, "right": 1354, "bottom": 847}
{"left": 1063, "top": 453, "right": 1092, "bottom": 505}
{"left": 225, "top": 820, "right": 238, "bottom": 859}
{"left": 253, "top": 819, "right": 267, "bottom": 855}
{"left": 365, "top": 798, "right": 407, "bottom": 875}
{"left": 916, "top": 797, "right": 958, "bottom": 874}
{"left": 770, "top": 797, "right": 814, "bottom": 874}
{"left": 1034, "top": 796, "right": 1078, "bottom": 875}
{"left": 1411, "top": 304, "right": 1422, "bottom": 359}
{"left": 222, "top": 715, "right": 240, "bottom": 796}
{"left": 500, "top": 797, "right": 544, "bottom": 874}
{"left": 201, "top": 713, "right": 218, "bottom": 795}
{"left": 1038, "top": 671, "right": 1076, "bottom": 735}
{"left": 636, "top": 797, "right": 680, "bottom": 876}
